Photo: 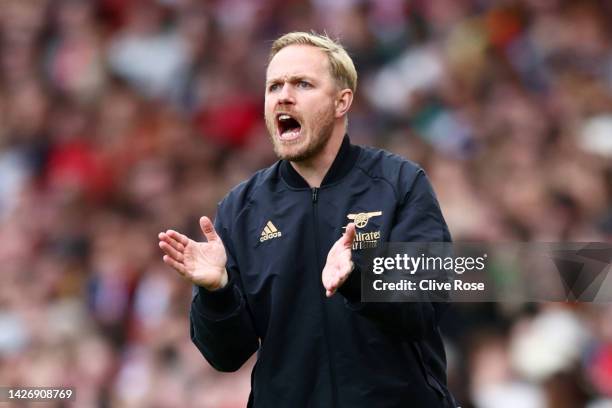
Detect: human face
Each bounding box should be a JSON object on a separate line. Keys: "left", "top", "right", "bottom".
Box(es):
{"left": 265, "top": 45, "right": 338, "bottom": 162}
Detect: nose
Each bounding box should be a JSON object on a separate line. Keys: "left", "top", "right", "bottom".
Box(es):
{"left": 277, "top": 83, "right": 295, "bottom": 105}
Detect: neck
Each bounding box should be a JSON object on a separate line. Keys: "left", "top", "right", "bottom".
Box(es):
{"left": 289, "top": 125, "right": 345, "bottom": 188}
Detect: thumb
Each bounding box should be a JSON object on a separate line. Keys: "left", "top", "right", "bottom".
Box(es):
{"left": 342, "top": 223, "right": 356, "bottom": 248}
{"left": 199, "top": 216, "right": 219, "bottom": 242}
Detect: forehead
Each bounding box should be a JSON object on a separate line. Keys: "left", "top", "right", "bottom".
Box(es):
{"left": 266, "top": 45, "right": 331, "bottom": 81}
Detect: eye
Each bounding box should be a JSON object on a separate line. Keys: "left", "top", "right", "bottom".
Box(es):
{"left": 297, "top": 81, "right": 312, "bottom": 89}
{"left": 268, "top": 83, "right": 281, "bottom": 92}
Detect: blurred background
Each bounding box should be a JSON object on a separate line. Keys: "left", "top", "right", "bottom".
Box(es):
{"left": 0, "top": 0, "right": 611, "bottom": 406}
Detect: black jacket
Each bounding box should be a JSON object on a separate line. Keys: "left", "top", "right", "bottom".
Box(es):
{"left": 190, "top": 136, "right": 456, "bottom": 407}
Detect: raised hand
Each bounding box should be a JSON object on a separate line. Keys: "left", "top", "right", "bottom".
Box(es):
{"left": 322, "top": 223, "right": 356, "bottom": 298}
{"left": 158, "top": 216, "right": 229, "bottom": 291}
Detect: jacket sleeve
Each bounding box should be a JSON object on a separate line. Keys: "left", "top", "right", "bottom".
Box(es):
{"left": 189, "top": 211, "right": 259, "bottom": 372}
{"left": 338, "top": 168, "right": 450, "bottom": 340}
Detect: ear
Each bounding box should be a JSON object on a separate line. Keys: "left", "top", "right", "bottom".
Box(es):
{"left": 334, "top": 89, "right": 353, "bottom": 119}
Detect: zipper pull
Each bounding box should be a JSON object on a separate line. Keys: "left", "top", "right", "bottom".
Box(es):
{"left": 311, "top": 188, "right": 319, "bottom": 203}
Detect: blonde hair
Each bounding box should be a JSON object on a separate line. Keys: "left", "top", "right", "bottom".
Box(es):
{"left": 269, "top": 32, "right": 357, "bottom": 93}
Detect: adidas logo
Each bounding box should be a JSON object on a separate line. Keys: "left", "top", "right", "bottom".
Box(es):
{"left": 260, "top": 221, "right": 282, "bottom": 242}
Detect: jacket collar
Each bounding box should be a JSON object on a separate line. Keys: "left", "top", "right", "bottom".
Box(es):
{"left": 279, "top": 134, "right": 360, "bottom": 189}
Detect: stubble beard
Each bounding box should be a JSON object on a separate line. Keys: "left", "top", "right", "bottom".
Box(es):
{"left": 266, "top": 106, "right": 335, "bottom": 163}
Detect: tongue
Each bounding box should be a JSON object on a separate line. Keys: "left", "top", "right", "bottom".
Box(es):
{"left": 280, "top": 126, "right": 301, "bottom": 140}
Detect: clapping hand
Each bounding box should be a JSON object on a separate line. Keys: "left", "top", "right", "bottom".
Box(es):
{"left": 322, "top": 223, "right": 356, "bottom": 297}
{"left": 158, "top": 216, "right": 229, "bottom": 291}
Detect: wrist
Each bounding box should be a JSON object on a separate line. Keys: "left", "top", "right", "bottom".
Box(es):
{"left": 194, "top": 273, "right": 239, "bottom": 319}
{"left": 201, "top": 269, "right": 229, "bottom": 291}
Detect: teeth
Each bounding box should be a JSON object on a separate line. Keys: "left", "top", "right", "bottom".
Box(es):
{"left": 278, "top": 114, "right": 291, "bottom": 121}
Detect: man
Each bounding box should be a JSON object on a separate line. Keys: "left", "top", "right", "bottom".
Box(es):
{"left": 158, "top": 32, "right": 455, "bottom": 407}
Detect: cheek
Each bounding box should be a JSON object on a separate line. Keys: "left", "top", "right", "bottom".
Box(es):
{"left": 309, "top": 101, "right": 335, "bottom": 125}
{"left": 264, "top": 96, "right": 275, "bottom": 113}
{"left": 264, "top": 107, "right": 275, "bottom": 126}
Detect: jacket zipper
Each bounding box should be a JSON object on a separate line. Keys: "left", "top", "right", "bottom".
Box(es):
{"left": 311, "top": 187, "right": 338, "bottom": 407}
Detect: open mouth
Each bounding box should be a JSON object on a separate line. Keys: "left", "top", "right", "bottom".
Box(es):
{"left": 276, "top": 113, "right": 302, "bottom": 141}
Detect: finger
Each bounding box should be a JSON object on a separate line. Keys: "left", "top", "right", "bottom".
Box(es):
{"left": 326, "top": 266, "right": 351, "bottom": 295}
{"left": 322, "top": 269, "right": 335, "bottom": 291}
{"left": 163, "top": 254, "right": 187, "bottom": 275}
{"left": 159, "top": 241, "right": 184, "bottom": 262}
{"left": 159, "top": 232, "right": 185, "bottom": 252}
{"left": 323, "top": 264, "right": 346, "bottom": 288}
{"left": 166, "top": 230, "right": 189, "bottom": 247}
{"left": 325, "top": 273, "right": 341, "bottom": 292}
{"left": 341, "top": 223, "right": 356, "bottom": 248}
{"left": 322, "top": 269, "right": 331, "bottom": 289}
{"left": 199, "top": 216, "right": 219, "bottom": 242}
{"left": 326, "top": 286, "right": 339, "bottom": 297}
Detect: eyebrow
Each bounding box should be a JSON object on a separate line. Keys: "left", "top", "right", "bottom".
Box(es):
{"left": 266, "top": 75, "right": 316, "bottom": 86}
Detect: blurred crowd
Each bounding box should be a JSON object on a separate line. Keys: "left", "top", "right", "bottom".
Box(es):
{"left": 0, "top": 0, "right": 610, "bottom": 407}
